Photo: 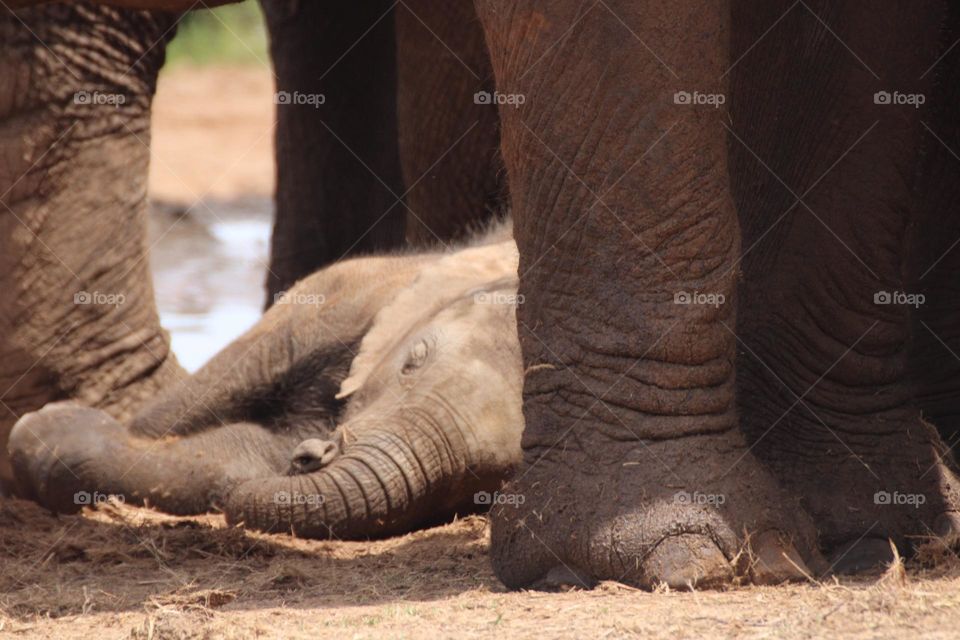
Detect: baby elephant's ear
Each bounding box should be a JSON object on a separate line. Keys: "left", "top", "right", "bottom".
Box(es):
{"left": 336, "top": 239, "right": 519, "bottom": 400}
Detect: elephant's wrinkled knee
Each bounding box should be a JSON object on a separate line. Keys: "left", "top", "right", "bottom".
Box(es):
{"left": 288, "top": 438, "right": 340, "bottom": 474}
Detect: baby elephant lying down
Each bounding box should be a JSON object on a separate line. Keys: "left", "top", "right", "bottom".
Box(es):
{"left": 9, "top": 229, "right": 523, "bottom": 539}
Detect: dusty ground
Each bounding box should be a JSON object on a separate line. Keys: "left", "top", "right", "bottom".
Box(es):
{"left": 2, "top": 499, "right": 960, "bottom": 639}
{"left": 5, "top": 67, "right": 960, "bottom": 640}
{"left": 148, "top": 65, "right": 275, "bottom": 202}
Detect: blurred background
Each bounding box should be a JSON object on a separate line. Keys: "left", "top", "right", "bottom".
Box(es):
{"left": 147, "top": 3, "right": 274, "bottom": 371}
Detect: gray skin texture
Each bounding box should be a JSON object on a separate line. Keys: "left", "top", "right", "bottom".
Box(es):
{"left": 10, "top": 232, "right": 525, "bottom": 539}
{"left": 0, "top": 4, "right": 186, "bottom": 491}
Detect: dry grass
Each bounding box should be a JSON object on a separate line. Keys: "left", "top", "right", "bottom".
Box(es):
{"left": 2, "top": 498, "right": 960, "bottom": 639}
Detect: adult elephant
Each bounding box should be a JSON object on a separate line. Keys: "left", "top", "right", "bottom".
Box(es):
{"left": 480, "top": 0, "right": 960, "bottom": 590}
{"left": 4, "top": 0, "right": 960, "bottom": 592}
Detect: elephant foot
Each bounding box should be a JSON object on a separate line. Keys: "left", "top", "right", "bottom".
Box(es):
{"left": 490, "top": 429, "right": 821, "bottom": 590}
{"left": 9, "top": 402, "right": 129, "bottom": 513}
{"left": 828, "top": 537, "right": 895, "bottom": 575}
{"left": 9, "top": 402, "right": 283, "bottom": 515}
{"left": 757, "top": 415, "right": 960, "bottom": 573}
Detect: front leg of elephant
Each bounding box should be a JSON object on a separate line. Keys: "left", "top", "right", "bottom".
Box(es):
{"left": 10, "top": 402, "right": 296, "bottom": 514}
{"left": 475, "top": 1, "right": 818, "bottom": 589}
{"left": 0, "top": 4, "right": 186, "bottom": 491}
{"left": 729, "top": 0, "right": 960, "bottom": 572}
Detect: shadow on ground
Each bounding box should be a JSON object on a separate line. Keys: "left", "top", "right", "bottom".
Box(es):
{"left": 0, "top": 499, "right": 498, "bottom": 620}
{"left": 4, "top": 498, "right": 960, "bottom": 639}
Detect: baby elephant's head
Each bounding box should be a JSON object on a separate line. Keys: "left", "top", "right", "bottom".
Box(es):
{"left": 234, "top": 239, "right": 524, "bottom": 538}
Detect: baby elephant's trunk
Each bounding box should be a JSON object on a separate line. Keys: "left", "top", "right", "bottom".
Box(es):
{"left": 225, "top": 423, "right": 490, "bottom": 539}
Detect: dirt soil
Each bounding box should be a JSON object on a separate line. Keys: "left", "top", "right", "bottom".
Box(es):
{"left": 148, "top": 65, "right": 275, "bottom": 202}
{"left": 5, "top": 67, "right": 960, "bottom": 640}
{"left": 2, "top": 499, "right": 960, "bottom": 639}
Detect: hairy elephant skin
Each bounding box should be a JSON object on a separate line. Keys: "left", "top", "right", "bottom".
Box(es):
{"left": 9, "top": 229, "right": 524, "bottom": 539}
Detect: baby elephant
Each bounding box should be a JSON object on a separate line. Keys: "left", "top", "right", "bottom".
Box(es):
{"left": 9, "top": 227, "right": 523, "bottom": 539}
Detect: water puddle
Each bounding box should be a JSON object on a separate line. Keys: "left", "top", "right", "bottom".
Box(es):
{"left": 148, "top": 196, "right": 271, "bottom": 372}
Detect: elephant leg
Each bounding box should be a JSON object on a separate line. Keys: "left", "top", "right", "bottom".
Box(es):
{"left": 476, "top": 0, "right": 817, "bottom": 589}
{"left": 730, "top": 0, "right": 957, "bottom": 569}
{"left": 908, "top": 2, "right": 960, "bottom": 455}
{"left": 261, "top": 0, "right": 406, "bottom": 303}
{"left": 0, "top": 4, "right": 185, "bottom": 490}
{"left": 396, "top": 0, "right": 506, "bottom": 245}
{"left": 10, "top": 403, "right": 292, "bottom": 515}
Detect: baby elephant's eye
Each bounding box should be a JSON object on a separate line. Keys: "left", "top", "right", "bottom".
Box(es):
{"left": 402, "top": 339, "right": 429, "bottom": 374}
